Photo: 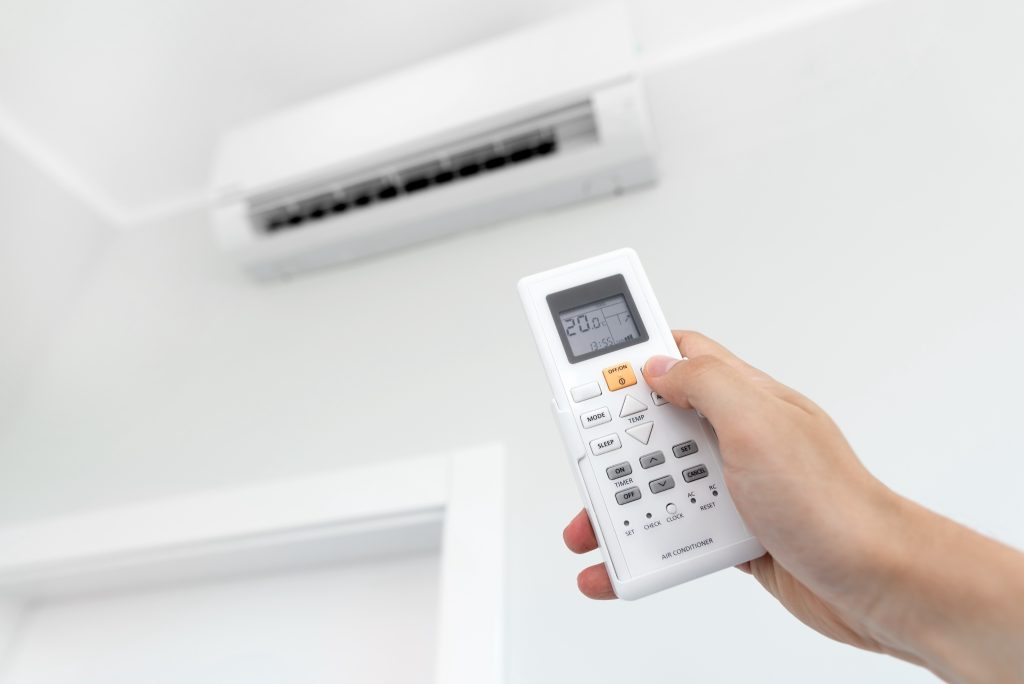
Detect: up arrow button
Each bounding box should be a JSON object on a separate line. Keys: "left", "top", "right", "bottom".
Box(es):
{"left": 625, "top": 421, "right": 654, "bottom": 445}
{"left": 619, "top": 395, "right": 648, "bottom": 417}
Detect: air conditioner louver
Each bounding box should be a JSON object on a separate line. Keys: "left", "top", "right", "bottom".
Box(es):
{"left": 252, "top": 102, "right": 595, "bottom": 235}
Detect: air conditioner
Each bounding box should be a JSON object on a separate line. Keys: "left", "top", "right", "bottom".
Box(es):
{"left": 210, "top": 3, "right": 657, "bottom": 279}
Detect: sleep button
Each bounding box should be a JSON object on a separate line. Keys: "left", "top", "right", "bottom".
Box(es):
{"left": 589, "top": 433, "right": 622, "bottom": 456}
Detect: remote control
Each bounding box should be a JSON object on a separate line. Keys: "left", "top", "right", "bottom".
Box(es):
{"left": 518, "top": 248, "right": 764, "bottom": 599}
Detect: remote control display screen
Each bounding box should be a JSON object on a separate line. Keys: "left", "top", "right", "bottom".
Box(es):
{"left": 559, "top": 294, "right": 640, "bottom": 358}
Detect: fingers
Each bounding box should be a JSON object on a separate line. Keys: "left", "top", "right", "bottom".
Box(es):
{"left": 671, "top": 331, "right": 749, "bottom": 371}
{"left": 563, "top": 508, "right": 598, "bottom": 554}
{"left": 577, "top": 563, "right": 617, "bottom": 600}
{"left": 671, "top": 330, "right": 816, "bottom": 415}
{"left": 563, "top": 511, "right": 617, "bottom": 599}
{"left": 644, "top": 354, "right": 764, "bottom": 424}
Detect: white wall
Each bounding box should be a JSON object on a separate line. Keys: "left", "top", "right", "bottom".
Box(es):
{"left": 1, "top": 0, "right": 1023, "bottom": 682}
{"left": 2, "top": 553, "right": 439, "bottom": 684}
{"left": 0, "top": 140, "right": 113, "bottom": 423}
{"left": 0, "top": 601, "right": 21, "bottom": 675}
{"left": 0, "top": 0, "right": 870, "bottom": 223}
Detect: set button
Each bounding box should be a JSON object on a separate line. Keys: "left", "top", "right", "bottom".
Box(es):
{"left": 580, "top": 406, "right": 611, "bottom": 429}
{"left": 589, "top": 433, "right": 622, "bottom": 456}
{"left": 672, "top": 440, "right": 699, "bottom": 458}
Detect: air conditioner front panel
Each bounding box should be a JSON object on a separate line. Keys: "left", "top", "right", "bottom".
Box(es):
{"left": 211, "top": 5, "right": 657, "bottom": 278}
{"left": 219, "top": 80, "right": 656, "bottom": 279}
{"left": 211, "top": 4, "right": 636, "bottom": 198}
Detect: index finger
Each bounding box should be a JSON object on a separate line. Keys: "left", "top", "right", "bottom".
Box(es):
{"left": 563, "top": 508, "right": 599, "bottom": 554}
{"left": 672, "top": 331, "right": 751, "bottom": 372}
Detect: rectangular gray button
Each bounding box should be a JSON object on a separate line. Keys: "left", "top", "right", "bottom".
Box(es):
{"left": 615, "top": 486, "right": 642, "bottom": 505}
{"left": 606, "top": 462, "right": 633, "bottom": 480}
{"left": 672, "top": 440, "right": 699, "bottom": 458}
{"left": 639, "top": 451, "right": 665, "bottom": 469}
{"left": 682, "top": 464, "right": 709, "bottom": 482}
{"left": 649, "top": 475, "right": 675, "bottom": 494}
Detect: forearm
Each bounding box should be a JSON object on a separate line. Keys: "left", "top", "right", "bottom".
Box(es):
{"left": 867, "top": 495, "right": 1024, "bottom": 683}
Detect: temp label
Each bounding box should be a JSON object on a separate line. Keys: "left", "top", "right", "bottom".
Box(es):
{"left": 661, "top": 537, "right": 714, "bottom": 560}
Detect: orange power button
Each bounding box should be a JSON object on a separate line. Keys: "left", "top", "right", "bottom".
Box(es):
{"left": 602, "top": 362, "right": 637, "bottom": 391}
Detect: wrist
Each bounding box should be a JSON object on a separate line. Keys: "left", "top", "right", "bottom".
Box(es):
{"left": 860, "top": 494, "right": 1024, "bottom": 683}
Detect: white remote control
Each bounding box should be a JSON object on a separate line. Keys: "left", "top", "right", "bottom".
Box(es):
{"left": 518, "top": 248, "right": 765, "bottom": 599}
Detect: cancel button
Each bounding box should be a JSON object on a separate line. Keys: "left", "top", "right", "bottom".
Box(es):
{"left": 682, "top": 464, "right": 708, "bottom": 482}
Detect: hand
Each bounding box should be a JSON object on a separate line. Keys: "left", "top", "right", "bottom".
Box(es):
{"left": 563, "top": 331, "right": 1024, "bottom": 683}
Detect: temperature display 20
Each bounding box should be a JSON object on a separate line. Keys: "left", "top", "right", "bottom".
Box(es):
{"left": 559, "top": 294, "right": 640, "bottom": 358}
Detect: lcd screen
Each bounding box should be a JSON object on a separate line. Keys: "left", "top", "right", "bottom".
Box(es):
{"left": 558, "top": 294, "right": 641, "bottom": 359}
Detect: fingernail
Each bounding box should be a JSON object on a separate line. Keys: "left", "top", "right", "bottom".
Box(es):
{"left": 644, "top": 355, "right": 680, "bottom": 378}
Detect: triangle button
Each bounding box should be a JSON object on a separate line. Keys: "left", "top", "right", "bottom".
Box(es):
{"left": 619, "top": 395, "right": 648, "bottom": 417}
{"left": 625, "top": 422, "right": 654, "bottom": 445}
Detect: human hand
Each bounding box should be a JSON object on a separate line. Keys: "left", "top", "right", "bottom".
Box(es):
{"left": 563, "top": 331, "right": 1024, "bottom": 683}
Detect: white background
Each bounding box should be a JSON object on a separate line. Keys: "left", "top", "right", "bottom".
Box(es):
{"left": 3, "top": 554, "right": 440, "bottom": 684}
{"left": 1, "top": 0, "right": 1023, "bottom": 682}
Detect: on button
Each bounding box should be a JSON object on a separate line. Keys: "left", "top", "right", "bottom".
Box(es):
{"left": 602, "top": 362, "right": 637, "bottom": 392}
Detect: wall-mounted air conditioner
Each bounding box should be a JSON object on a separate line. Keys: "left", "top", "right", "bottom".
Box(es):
{"left": 210, "top": 3, "right": 656, "bottom": 279}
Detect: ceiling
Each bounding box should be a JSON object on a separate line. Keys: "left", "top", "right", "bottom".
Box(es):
{"left": 0, "top": 0, "right": 861, "bottom": 225}
{"left": 0, "top": 0, "right": 600, "bottom": 223}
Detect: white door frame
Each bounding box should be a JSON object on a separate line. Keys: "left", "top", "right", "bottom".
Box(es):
{"left": 0, "top": 444, "right": 505, "bottom": 684}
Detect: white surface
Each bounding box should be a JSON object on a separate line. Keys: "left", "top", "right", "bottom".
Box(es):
{"left": 1, "top": 0, "right": 1023, "bottom": 682}
{"left": 212, "top": 4, "right": 633, "bottom": 195}
{"left": 435, "top": 448, "right": 505, "bottom": 684}
{"left": 0, "top": 456, "right": 447, "bottom": 596}
{"left": 0, "top": 602, "right": 21, "bottom": 675}
{"left": 0, "top": 139, "right": 112, "bottom": 422}
{"left": 0, "top": 0, "right": 594, "bottom": 218}
{"left": 0, "top": 0, "right": 879, "bottom": 224}
{"left": 2, "top": 553, "right": 440, "bottom": 684}
{"left": 0, "top": 448, "right": 505, "bottom": 684}
{"left": 216, "top": 78, "right": 657, "bottom": 278}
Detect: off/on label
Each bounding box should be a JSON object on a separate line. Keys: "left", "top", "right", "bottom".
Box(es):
{"left": 602, "top": 362, "right": 637, "bottom": 391}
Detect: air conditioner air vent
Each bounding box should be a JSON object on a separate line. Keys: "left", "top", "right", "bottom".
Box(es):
{"left": 252, "top": 102, "right": 595, "bottom": 235}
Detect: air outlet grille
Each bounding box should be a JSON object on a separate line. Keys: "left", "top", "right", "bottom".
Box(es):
{"left": 250, "top": 102, "right": 595, "bottom": 234}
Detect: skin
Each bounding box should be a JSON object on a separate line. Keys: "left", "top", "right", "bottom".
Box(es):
{"left": 563, "top": 331, "right": 1024, "bottom": 683}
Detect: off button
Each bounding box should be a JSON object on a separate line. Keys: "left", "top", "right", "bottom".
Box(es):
{"left": 602, "top": 362, "right": 637, "bottom": 392}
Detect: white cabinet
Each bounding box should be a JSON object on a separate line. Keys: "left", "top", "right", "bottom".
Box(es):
{"left": 0, "top": 448, "right": 504, "bottom": 684}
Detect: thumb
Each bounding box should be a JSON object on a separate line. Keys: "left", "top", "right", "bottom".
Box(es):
{"left": 643, "top": 354, "right": 760, "bottom": 426}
